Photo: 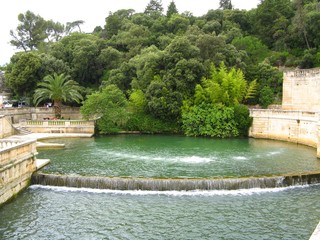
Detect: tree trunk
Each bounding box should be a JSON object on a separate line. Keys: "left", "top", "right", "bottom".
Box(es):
{"left": 54, "top": 100, "right": 62, "bottom": 118}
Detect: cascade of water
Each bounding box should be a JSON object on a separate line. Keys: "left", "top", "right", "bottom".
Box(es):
{"left": 31, "top": 172, "right": 320, "bottom": 191}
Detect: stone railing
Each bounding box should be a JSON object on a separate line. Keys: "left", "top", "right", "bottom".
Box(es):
{"left": 0, "top": 139, "right": 36, "bottom": 166}
{"left": 19, "top": 119, "right": 95, "bottom": 134}
{"left": 284, "top": 68, "right": 320, "bottom": 78}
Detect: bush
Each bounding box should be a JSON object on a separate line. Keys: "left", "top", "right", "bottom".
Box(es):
{"left": 233, "top": 104, "right": 252, "bottom": 137}
{"left": 125, "top": 112, "right": 180, "bottom": 133}
{"left": 182, "top": 103, "right": 239, "bottom": 138}
{"left": 259, "top": 86, "right": 274, "bottom": 109}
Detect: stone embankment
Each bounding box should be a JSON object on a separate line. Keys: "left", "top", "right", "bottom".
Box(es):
{"left": 249, "top": 109, "right": 320, "bottom": 157}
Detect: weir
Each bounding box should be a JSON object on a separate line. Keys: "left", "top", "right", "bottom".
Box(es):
{"left": 31, "top": 172, "right": 320, "bottom": 191}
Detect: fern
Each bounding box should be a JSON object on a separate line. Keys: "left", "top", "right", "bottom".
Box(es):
{"left": 245, "top": 79, "right": 257, "bottom": 100}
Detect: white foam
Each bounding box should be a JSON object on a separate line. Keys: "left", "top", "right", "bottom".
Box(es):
{"left": 29, "top": 184, "right": 314, "bottom": 197}
{"left": 104, "top": 151, "right": 214, "bottom": 164}
{"left": 233, "top": 156, "right": 247, "bottom": 160}
{"left": 267, "top": 151, "right": 282, "bottom": 156}
{"left": 177, "top": 156, "right": 212, "bottom": 164}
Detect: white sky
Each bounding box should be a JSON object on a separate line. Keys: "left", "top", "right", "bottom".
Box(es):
{"left": 0, "top": 0, "right": 259, "bottom": 66}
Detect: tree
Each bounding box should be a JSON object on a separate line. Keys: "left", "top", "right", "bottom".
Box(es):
{"left": 33, "top": 73, "right": 83, "bottom": 118}
{"left": 305, "top": 8, "right": 320, "bottom": 47}
{"left": 259, "top": 86, "right": 274, "bottom": 108}
{"left": 80, "top": 84, "right": 128, "bottom": 133}
{"left": 66, "top": 20, "right": 85, "bottom": 34}
{"left": 251, "top": 62, "right": 283, "bottom": 102}
{"left": 145, "top": 76, "right": 183, "bottom": 121}
{"left": 195, "top": 62, "right": 257, "bottom": 107}
{"left": 109, "top": 22, "right": 151, "bottom": 56}
{"left": 5, "top": 52, "right": 42, "bottom": 98}
{"left": 144, "top": 0, "right": 164, "bottom": 17}
{"left": 49, "top": 33, "right": 103, "bottom": 87}
{"left": 38, "top": 53, "right": 71, "bottom": 77}
{"left": 166, "top": 1, "right": 179, "bottom": 17}
{"left": 167, "top": 14, "right": 190, "bottom": 34}
{"left": 252, "top": 0, "right": 294, "bottom": 48}
{"left": 104, "top": 9, "right": 135, "bottom": 39}
{"left": 219, "top": 0, "right": 233, "bottom": 10}
{"left": 10, "top": 11, "right": 47, "bottom": 51}
{"left": 45, "top": 20, "right": 65, "bottom": 43}
{"left": 129, "top": 45, "right": 163, "bottom": 91}
{"left": 181, "top": 63, "right": 254, "bottom": 138}
{"left": 232, "top": 36, "right": 270, "bottom": 64}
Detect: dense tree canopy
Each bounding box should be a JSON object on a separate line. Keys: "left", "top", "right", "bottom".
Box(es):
{"left": 5, "top": 0, "right": 320, "bottom": 135}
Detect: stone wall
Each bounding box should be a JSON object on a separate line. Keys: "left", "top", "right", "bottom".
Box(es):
{"left": 0, "top": 139, "right": 37, "bottom": 205}
{"left": 0, "top": 107, "right": 83, "bottom": 124}
{"left": 249, "top": 109, "right": 319, "bottom": 154}
{"left": 282, "top": 68, "right": 320, "bottom": 111}
{"left": 0, "top": 115, "right": 15, "bottom": 138}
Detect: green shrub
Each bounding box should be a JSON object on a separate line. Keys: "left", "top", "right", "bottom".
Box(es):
{"left": 233, "top": 104, "right": 252, "bottom": 137}
{"left": 182, "top": 103, "right": 239, "bottom": 138}
{"left": 259, "top": 86, "right": 274, "bottom": 109}
{"left": 125, "top": 112, "right": 180, "bottom": 133}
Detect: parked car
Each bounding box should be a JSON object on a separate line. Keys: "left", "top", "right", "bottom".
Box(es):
{"left": 3, "top": 101, "right": 12, "bottom": 108}
{"left": 18, "top": 101, "right": 28, "bottom": 107}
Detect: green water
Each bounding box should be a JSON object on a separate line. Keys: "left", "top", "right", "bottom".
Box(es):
{"left": 2, "top": 136, "right": 320, "bottom": 239}
{"left": 38, "top": 135, "right": 320, "bottom": 178}
{"left": 0, "top": 185, "right": 320, "bottom": 239}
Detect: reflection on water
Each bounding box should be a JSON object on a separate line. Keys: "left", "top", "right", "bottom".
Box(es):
{"left": 0, "top": 184, "right": 320, "bottom": 240}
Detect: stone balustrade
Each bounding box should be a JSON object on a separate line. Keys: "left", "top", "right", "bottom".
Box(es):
{"left": 0, "top": 140, "right": 21, "bottom": 149}
{"left": 20, "top": 119, "right": 95, "bottom": 134}
{"left": 284, "top": 68, "right": 320, "bottom": 78}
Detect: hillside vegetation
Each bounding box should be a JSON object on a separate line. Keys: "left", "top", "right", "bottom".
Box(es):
{"left": 3, "top": 0, "right": 319, "bottom": 135}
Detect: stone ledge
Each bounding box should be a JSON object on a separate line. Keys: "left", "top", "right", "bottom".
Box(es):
{"left": 310, "top": 222, "right": 320, "bottom": 240}
{"left": 36, "top": 159, "right": 50, "bottom": 170}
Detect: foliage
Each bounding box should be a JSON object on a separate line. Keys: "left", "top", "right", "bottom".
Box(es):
{"left": 232, "top": 36, "right": 270, "bottom": 64}
{"left": 219, "top": 0, "right": 233, "bottom": 10}
{"left": 233, "top": 104, "right": 252, "bottom": 137}
{"left": 9, "top": 10, "right": 83, "bottom": 51}
{"left": 33, "top": 73, "right": 83, "bottom": 117}
{"left": 80, "top": 84, "right": 128, "bottom": 133}
{"left": 49, "top": 33, "right": 105, "bottom": 87}
{"left": 195, "top": 62, "right": 257, "bottom": 106}
{"left": 252, "top": 0, "right": 294, "bottom": 49}
{"left": 8, "top": 1, "right": 320, "bottom": 136}
{"left": 124, "top": 111, "right": 180, "bottom": 133}
{"left": 182, "top": 103, "right": 239, "bottom": 138}
{"left": 128, "top": 89, "right": 147, "bottom": 112}
{"left": 182, "top": 63, "right": 254, "bottom": 137}
{"left": 144, "top": 0, "right": 164, "bottom": 17}
{"left": 248, "top": 62, "right": 283, "bottom": 105}
{"left": 5, "top": 52, "right": 42, "bottom": 98}
{"left": 145, "top": 75, "right": 183, "bottom": 121}
{"left": 166, "top": 1, "right": 179, "bottom": 17}
{"left": 259, "top": 86, "right": 274, "bottom": 109}
{"left": 10, "top": 11, "right": 47, "bottom": 51}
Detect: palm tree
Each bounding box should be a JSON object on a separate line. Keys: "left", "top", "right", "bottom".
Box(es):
{"left": 33, "top": 73, "right": 83, "bottom": 118}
